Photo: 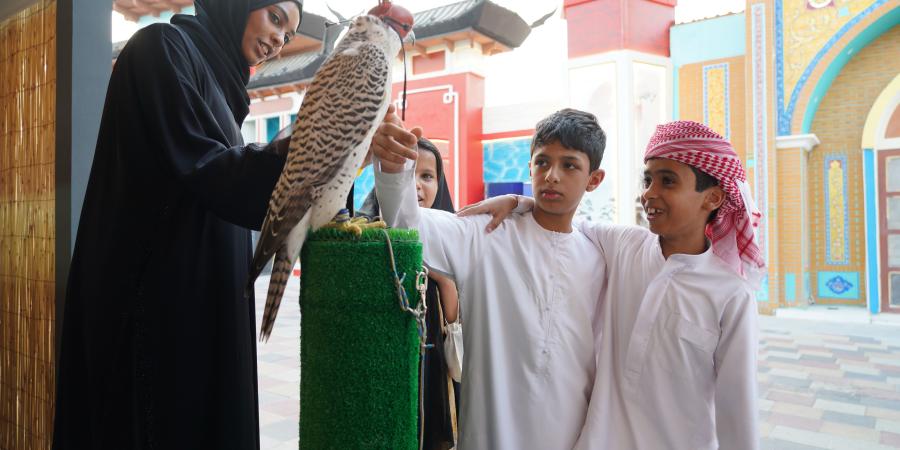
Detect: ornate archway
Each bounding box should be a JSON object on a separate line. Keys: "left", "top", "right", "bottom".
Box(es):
{"left": 863, "top": 75, "right": 900, "bottom": 313}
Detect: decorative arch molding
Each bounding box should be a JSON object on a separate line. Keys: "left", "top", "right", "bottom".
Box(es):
{"left": 787, "top": 3, "right": 900, "bottom": 135}
{"left": 862, "top": 74, "right": 900, "bottom": 149}
{"left": 862, "top": 77, "right": 900, "bottom": 314}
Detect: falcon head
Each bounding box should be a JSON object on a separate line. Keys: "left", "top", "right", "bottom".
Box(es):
{"left": 368, "top": 1, "right": 414, "bottom": 40}
{"left": 346, "top": 10, "right": 410, "bottom": 58}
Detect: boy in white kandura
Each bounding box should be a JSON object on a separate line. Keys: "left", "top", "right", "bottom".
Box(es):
{"left": 465, "top": 120, "right": 764, "bottom": 450}
{"left": 372, "top": 109, "right": 608, "bottom": 450}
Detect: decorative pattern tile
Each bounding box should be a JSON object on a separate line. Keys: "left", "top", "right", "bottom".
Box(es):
{"left": 817, "top": 271, "right": 860, "bottom": 299}
{"left": 703, "top": 63, "right": 730, "bottom": 140}
{"left": 750, "top": 3, "right": 769, "bottom": 295}
{"left": 775, "top": 0, "right": 889, "bottom": 134}
{"left": 824, "top": 154, "right": 850, "bottom": 265}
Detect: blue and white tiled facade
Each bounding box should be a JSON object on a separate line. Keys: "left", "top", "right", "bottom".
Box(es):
{"left": 482, "top": 138, "right": 532, "bottom": 183}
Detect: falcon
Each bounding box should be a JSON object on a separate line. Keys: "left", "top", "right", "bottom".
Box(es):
{"left": 248, "top": 2, "right": 414, "bottom": 341}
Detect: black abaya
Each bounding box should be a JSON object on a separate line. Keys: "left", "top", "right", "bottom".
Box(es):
{"left": 52, "top": 2, "right": 290, "bottom": 448}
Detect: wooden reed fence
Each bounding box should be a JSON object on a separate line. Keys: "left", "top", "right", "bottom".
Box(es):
{"left": 0, "top": 1, "right": 57, "bottom": 448}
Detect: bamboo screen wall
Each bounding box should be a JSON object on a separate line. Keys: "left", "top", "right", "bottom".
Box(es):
{"left": 0, "top": 1, "right": 57, "bottom": 448}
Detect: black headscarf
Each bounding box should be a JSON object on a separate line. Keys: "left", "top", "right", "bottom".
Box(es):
{"left": 421, "top": 138, "right": 455, "bottom": 214}
{"left": 171, "top": 0, "right": 302, "bottom": 124}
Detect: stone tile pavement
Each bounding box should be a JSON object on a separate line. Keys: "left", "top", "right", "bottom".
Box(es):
{"left": 758, "top": 316, "right": 900, "bottom": 450}
{"left": 254, "top": 275, "right": 301, "bottom": 450}
{"left": 253, "top": 275, "right": 900, "bottom": 450}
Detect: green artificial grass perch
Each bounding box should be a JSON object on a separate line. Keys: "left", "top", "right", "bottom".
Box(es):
{"left": 299, "top": 227, "right": 422, "bottom": 450}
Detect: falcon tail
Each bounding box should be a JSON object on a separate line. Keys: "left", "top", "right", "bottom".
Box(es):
{"left": 245, "top": 202, "right": 312, "bottom": 300}
{"left": 246, "top": 239, "right": 276, "bottom": 299}
{"left": 259, "top": 249, "right": 292, "bottom": 342}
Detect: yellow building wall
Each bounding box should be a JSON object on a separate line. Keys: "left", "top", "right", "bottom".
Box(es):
{"left": 776, "top": 145, "right": 807, "bottom": 307}
{"left": 808, "top": 25, "right": 900, "bottom": 305}
{"left": 678, "top": 56, "right": 748, "bottom": 162}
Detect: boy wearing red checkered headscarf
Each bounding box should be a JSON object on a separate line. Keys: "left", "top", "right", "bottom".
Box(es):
{"left": 642, "top": 120, "right": 766, "bottom": 278}
{"left": 462, "top": 120, "right": 763, "bottom": 449}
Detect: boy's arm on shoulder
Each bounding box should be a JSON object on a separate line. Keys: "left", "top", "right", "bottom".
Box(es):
{"left": 714, "top": 288, "right": 760, "bottom": 450}
{"left": 374, "top": 166, "right": 480, "bottom": 280}
{"left": 574, "top": 220, "right": 650, "bottom": 260}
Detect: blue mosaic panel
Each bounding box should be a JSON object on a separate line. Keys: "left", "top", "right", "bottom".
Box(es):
{"left": 483, "top": 138, "right": 532, "bottom": 183}
{"left": 817, "top": 271, "right": 860, "bottom": 300}
{"left": 785, "top": 273, "right": 797, "bottom": 302}
{"left": 353, "top": 166, "right": 375, "bottom": 211}
{"left": 757, "top": 275, "right": 770, "bottom": 302}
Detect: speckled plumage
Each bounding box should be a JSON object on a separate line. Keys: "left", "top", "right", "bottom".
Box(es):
{"left": 248, "top": 15, "right": 402, "bottom": 341}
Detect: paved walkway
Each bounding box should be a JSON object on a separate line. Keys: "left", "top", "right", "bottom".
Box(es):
{"left": 254, "top": 275, "right": 900, "bottom": 449}
{"left": 758, "top": 316, "right": 900, "bottom": 449}
{"left": 254, "top": 275, "right": 301, "bottom": 450}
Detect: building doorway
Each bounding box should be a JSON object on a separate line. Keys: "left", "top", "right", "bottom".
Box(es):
{"left": 879, "top": 148, "right": 900, "bottom": 312}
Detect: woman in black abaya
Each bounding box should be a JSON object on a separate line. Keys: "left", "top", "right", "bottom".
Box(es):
{"left": 53, "top": 1, "right": 301, "bottom": 448}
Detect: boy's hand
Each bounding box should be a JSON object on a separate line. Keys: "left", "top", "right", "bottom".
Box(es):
{"left": 371, "top": 105, "right": 423, "bottom": 173}
{"left": 457, "top": 194, "right": 532, "bottom": 233}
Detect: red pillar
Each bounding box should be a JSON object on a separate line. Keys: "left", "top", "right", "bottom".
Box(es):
{"left": 392, "top": 72, "right": 484, "bottom": 208}
{"left": 564, "top": 0, "right": 675, "bottom": 58}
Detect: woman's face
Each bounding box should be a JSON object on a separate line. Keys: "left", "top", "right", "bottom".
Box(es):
{"left": 415, "top": 149, "right": 439, "bottom": 208}
{"left": 242, "top": 2, "right": 302, "bottom": 66}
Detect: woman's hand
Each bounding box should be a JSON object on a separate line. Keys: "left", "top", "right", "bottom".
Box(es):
{"left": 457, "top": 194, "right": 533, "bottom": 233}
{"left": 263, "top": 137, "right": 291, "bottom": 159}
